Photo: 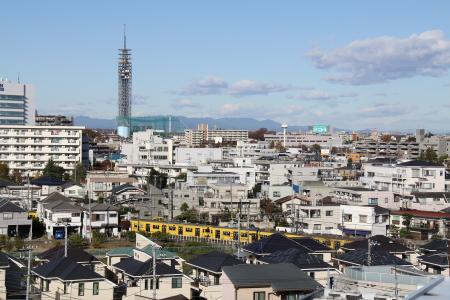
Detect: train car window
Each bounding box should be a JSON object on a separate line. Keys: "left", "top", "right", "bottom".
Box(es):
{"left": 169, "top": 226, "right": 176, "bottom": 231}
{"left": 223, "top": 231, "right": 230, "bottom": 236}
{"left": 152, "top": 225, "right": 160, "bottom": 229}
{"left": 146, "top": 224, "right": 150, "bottom": 232}
{"left": 186, "top": 228, "right": 193, "bottom": 232}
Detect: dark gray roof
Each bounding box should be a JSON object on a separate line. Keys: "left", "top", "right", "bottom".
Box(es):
{"left": 0, "top": 252, "right": 10, "bottom": 268}
{"left": 419, "top": 239, "right": 448, "bottom": 253}
{"left": 41, "top": 192, "right": 72, "bottom": 204}
{"left": 337, "top": 187, "right": 374, "bottom": 192}
{"left": 418, "top": 252, "right": 449, "bottom": 268}
{"left": 31, "top": 176, "right": 64, "bottom": 186}
{"left": 186, "top": 251, "right": 244, "bottom": 273}
{"left": 243, "top": 233, "right": 310, "bottom": 255}
{"left": 290, "top": 238, "right": 332, "bottom": 252}
{"left": 365, "top": 205, "right": 390, "bottom": 215}
{"left": 113, "top": 258, "right": 182, "bottom": 278}
{"left": 222, "top": 263, "right": 322, "bottom": 292}
{"left": 397, "top": 160, "right": 443, "bottom": 168}
{"left": 0, "top": 178, "right": 14, "bottom": 188}
{"left": 259, "top": 248, "right": 333, "bottom": 270}
{"left": 161, "top": 295, "right": 189, "bottom": 300}
{"left": 335, "top": 249, "right": 412, "bottom": 266}
{"left": 341, "top": 235, "right": 412, "bottom": 253}
{"left": 43, "top": 200, "right": 83, "bottom": 212}
{"left": 33, "top": 256, "right": 103, "bottom": 281}
{"left": 91, "top": 203, "right": 119, "bottom": 211}
{"left": 0, "top": 199, "right": 25, "bottom": 213}
{"left": 37, "top": 246, "right": 100, "bottom": 264}
{"left": 111, "top": 183, "right": 141, "bottom": 194}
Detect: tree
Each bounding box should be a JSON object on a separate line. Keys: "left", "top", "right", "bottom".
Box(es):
{"left": 180, "top": 203, "right": 189, "bottom": 212}
{"left": 402, "top": 214, "right": 413, "bottom": 233}
{"left": 10, "top": 170, "right": 22, "bottom": 184}
{"left": 347, "top": 158, "right": 353, "bottom": 169}
{"left": 274, "top": 141, "right": 285, "bottom": 152}
{"left": 43, "top": 159, "right": 65, "bottom": 180}
{"left": 31, "top": 218, "right": 46, "bottom": 239}
{"left": 72, "top": 162, "right": 86, "bottom": 185}
{"left": 420, "top": 148, "right": 438, "bottom": 163}
{"left": 388, "top": 225, "right": 399, "bottom": 239}
{"left": 380, "top": 135, "right": 392, "bottom": 143}
{"left": 176, "top": 207, "right": 200, "bottom": 223}
{"left": 0, "top": 163, "right": 9, "bottom": 179}
{"left": 260, "top": 198, "right": 282, "bottom": 221}
{"left": 248, "top": 128, "right": 268, "bottom": 141}
{"left": 311, "top": 144, "right": 321, "bottom": 154}
{"left": 92, "top": 231, "right": 107, "bottom": 248}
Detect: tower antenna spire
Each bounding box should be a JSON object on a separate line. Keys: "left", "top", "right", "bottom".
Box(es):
{"left": 123, "top": 24, "right": 127, "bottom": 49}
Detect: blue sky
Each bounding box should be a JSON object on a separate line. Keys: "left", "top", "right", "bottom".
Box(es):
{"left": 2, "top": 1, "right": 450, "bottom": 130}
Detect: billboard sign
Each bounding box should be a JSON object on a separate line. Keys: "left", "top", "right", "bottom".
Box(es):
{"left": 312, "top": 125, "right": 328, "bottom": 134}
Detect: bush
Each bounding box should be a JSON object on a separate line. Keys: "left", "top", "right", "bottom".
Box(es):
{"left": 68, "top": 233, "right": 87, "bottom": 248}
{"left": 92, "top": 231, "right": 107, "bottom": 248}
{"left": 14, "top": 238, "right": 25, "bottom": 250}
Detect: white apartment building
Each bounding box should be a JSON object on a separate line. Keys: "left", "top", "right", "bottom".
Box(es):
{"left": 353, "top": 139, "right": 420, "bottom": 159}
{"left": 0, "top": 125, "right": 84, "bottom": 176}
{"left": 184, "top": 124, "right": 248, "bottom": 146}
{"left": 86, "top": 171, "right": 135, "bottom": 200}
{"left": 121, "top": 129, "right": 173, "bottom": 165}
{"left": 360, "top": 160, "right": 446, "bottom": 195}
{"left": 186, "top": 166, "right": 241, "bottom": 191}
{"left": 174, "top": 147, "right": 222, "bottom": 165}
{"left": 264, "top": 132, "right": 343, "bottom": 148}
{"left": 223, "top": 140, "right": 275, "bottom": 159}
{"left": 333, "top": 187, "right": 396, "bottom": 209}
{"left": 0, "top": 80, "right": 35, "bottom": 125}
{"left": 340, "top": 205, "right": 389, "bottom": 237}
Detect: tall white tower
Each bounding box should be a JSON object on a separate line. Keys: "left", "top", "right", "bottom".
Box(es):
{"left": 281, "top": 124, "right": 288, "bottom": 148}
{"left": 117, "top": 25, "right": 132, "bottom": 138}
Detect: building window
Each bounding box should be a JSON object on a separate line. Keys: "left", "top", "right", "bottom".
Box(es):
{"left": 313, "top": 224, "right": 321, "bottom": 230}
{"left": 343, "top": 214, "right": 352, "bottom": 222}
{"left": 359, "top": 215, "right": 368, "bottom": 223}
{"left": 63, "top": 283, "right": 67, "bottom": 294}
{"left": 144, "top": 279, "right": 148, "bottom": 290}
{"left": 3, "top": 213, "right": 13, "bottom": 220}
{"left": 93, "top": 282, "right": 99, "bottom": 295}
{"left": 78, "top": 283, "right": 84, "bottom": 296}
{"left": 325, "top": 210, "right": 333, "bottom": 216}
{"left": 254, "top": 292, "right": 265, "bottom": 300}
{"left": 172, "top": 277, "right": 182, "bottom": 288}
{"left": 150, "top": 279, "right": 159, "bottom": 289}
{"left": 45, "top": 280, "right": 49, "bottom": 292}
{"left": 368, "top": 198, "right": 378, "bottom": 205}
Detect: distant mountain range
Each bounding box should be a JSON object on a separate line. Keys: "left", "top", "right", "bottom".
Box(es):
{"left": 74, "top": 115, "right": 311, "bottom": 131}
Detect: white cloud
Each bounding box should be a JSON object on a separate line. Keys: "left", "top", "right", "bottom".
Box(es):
{"left": 177, "top": 76, "right": 292, "bottom": 97}
{"left": 308, "top": 30, "right": 450, "bottom": 85}
{"left": 288, "top": 90, "right": 358, "bottom": 101}
{"left": 360, "top": 102, "right": 415, "bottom": 117}
{"left": 178, "top": 75, "right": 228, "bottom": 95}
{"left": 172, "top": 98, "right": 200, "bottom": 109}
{"left": 228, "top": 80, "right": 292, "bottom": 97}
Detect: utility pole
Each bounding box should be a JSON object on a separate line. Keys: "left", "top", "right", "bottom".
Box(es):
{"left": 27, "top": 174, "right": 33, "bottom": 241}
{"left": 88, "top": 196, "right": 92, "bottom": 244}
{"left": 152, "top": 246, "right": 157, "bottom": 300}
{"left": 237, "top": 197, "right": 242, "bottom": 257}
{"left": 64, "top": 223, "right": 68, "bottom": 257}
{"left": 25, "top": 247, "right": 32, "bottom": 300}
{"left": 169, "top": 187, "right": 174, "bottom": 221}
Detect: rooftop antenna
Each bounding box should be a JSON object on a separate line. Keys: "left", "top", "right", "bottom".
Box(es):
{"left": 17, "top": 73, "right": 20, "bottom": 84}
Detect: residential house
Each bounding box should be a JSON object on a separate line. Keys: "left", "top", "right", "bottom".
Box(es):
{"left": 256, "top": 248, "right": 338, "bottom": 286}
{"left": 0, "top": 199, "right": 32, "bottom": 237}
{"left": 62, "top": 183, "right": 86, "bottom": 200}
{"left": 112, "top": 258, "right": 193, "bottom": 300}
{"left": 334, "top": 249, "right": 412, "bottom": 272}
{"left": 221, "top": 263, "right": 323, "bottom": 300}
{"left": 341, "top": 235, "right": 417, "bottom": 264}
{"left": 340, "top": 205, "right": 390, "bottom": 237}
{"left": 111, "top": 183, "right": 146, "bottom": 203}
{"left": 31, "top": 176, "right": 64, "bottom": 198}
{"left": 0, "top": 252, "right": 27, "bottom": 300}
{"left": 86, "top": 171, "right": 135, "bottom": 201}
{"left": 186, "top": 251, "right": 244, "bottom": 299}
{"left": 390, "top": 209, "right": 450, "bottom": 240}
{"left": 83, "top": 203, "right": 119, "bottom": 237}
{"left": 41, "top": 196, "right": 84, "bottom": 238}
{"left": 32, "top": 256, "right": 116, "bottom": 300}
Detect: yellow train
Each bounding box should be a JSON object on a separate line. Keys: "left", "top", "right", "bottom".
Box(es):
{"left": 130, "top": 219, "right": 352, "bottom": 250}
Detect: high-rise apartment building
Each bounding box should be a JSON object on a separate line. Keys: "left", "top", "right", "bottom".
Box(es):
{"left": 184, "top": 124, "right": 248, "bottom": 146}
{"left": 0, "top": 80, "right": 35, "bottom": 125}
{"left": 0, "top": 125, "right": 85, "bottom": 176}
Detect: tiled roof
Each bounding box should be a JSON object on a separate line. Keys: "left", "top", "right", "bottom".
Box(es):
{"left": 37, "top": 246, "right": 100, "bottom": 264}
{"left": 289, "top": 237, "right": 332, "bottom": 252}
{"left": 31, "top": 176, "right": 64, "bottom": 186}
{"left": 222, "top": 263, "right": 321, "bottom": 292}
{"left": 91, "top": 203, "right": 119, "bottom": 211}
{"left": 391, "top": 209, "right": 450, "bottom": 219}
{"left": 113, "top": 258, "right": 182, "bottom": 277}
{"left": 259, "top": 248, "right": 333, "bottom": 270}
{"left": 419, "top": 239, "right": 448, "bottom": 253}
{"left": 106, "top": 247, "right": 134, "bottom": 257}
{"left": 0, "top": 199, "right": 25, "bottom": 213}
{"left": 341, "top": 235, "right": 412, "bottom": 253}
{"left": 243, "top": 233, "right": 310, "bottom": 255}
{"left": 335, "top": 249, "right": 412, "bottom": 266}
{"left": 41, "top": 192, "right": 72, "bottom": 204}
{"left": 33, "top": 256, "right": 104, "bottom": 281}
{"left": 397, "top": 160, "right": 443, "bottom": 167}
{"left": 136, "top": 246, "right": 178, "bottom": 259}
{"left": 418, "top": 252, "right": 450, "bottom": 267}
{"left": 186, "top": 251, "right": 244, "bottom": 273}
